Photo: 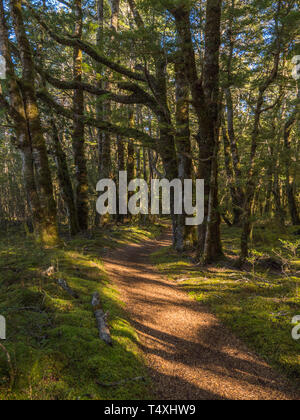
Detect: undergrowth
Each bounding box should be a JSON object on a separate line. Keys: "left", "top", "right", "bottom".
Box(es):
{"left": 151, "top": 223, "right": 300, "bottom": 386}
{"left": 0, "top": 223, "right": 161, "bottom": 400}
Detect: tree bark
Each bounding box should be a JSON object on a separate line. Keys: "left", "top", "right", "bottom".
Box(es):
{"left": 283, "top": 105, "right": 300, "bottom": 225}
{"left": 9, "top": 0, "right": 59, "bottom": 246}
{"left": 170, "top": 0, "right": 223, "bottom": 261}
{"left": 51, "top": 118, "right": 80, "bottom": 235}
{"left": 224, "top": 88, "right": 244, "bottom": 224}
{"left": 174, "top": 57, "right": 193, "bottom": 251}
{"left": 200, "top": 0, "right": 223, "bottom": 262}
{"left": 128, "top": 0, "right": 179, "bottom": 244}
{"left": 222, "top": 121, "right": 242, "bottom": 225}
{"left": 73, "top": 0, "right": 89, "bottom": 231}
{"left": 0, "top": 4, "right": 43, "bottom": 237}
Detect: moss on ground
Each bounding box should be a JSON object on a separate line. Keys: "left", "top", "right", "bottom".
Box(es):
{"left": 0, "top": 224, "right": 161, "bottom": 400}
{"left": 151, "top": 224, "right": 300, "bottom": 386}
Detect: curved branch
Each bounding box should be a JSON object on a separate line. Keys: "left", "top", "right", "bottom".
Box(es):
{"left": 26, "top": 2, "right": 147, "bottom": 83}
{"left": 36, "top": 89, "right": 157, "bottom": 150}
{"left": 35, "top": 65, "right": 159, "bottom": 111}
{"left": 127, "top": 0, "right": 144, "bottom": 29}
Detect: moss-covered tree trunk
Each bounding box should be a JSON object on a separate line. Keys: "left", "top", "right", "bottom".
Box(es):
{"left": 174, "top": 57, "right": 193, "bottom": 251}
{"left": 171, "top": 0, "right": 223, "bottom": 262}
{"left": 224, "top": 88, "right": 244, "bottom": 225}
{"left": 9, "top": 0, "right": 59, "bottom": 246}
{"left": 284, "top": 106, "right": 300, "bottom": 225}
{"left": 154, "top": 59, "right": 179, "bottom": 248}
{"left": 73, "top": 0, "right": 89, "bottom": 231}
{"left": 0, "top": 3, "right": 43, "bottom": 237}
{"left": 51, "top": 118, "right": 80, "bottom": 235}
{"left": 127, "top": 109, "right": 136, "bottom": 182}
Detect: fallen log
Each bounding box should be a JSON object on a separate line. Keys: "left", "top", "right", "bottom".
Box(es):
{"left": 91, "top": 292, "right": 112, "bottom": 346}
{"left": 57, "top": 279, "right": 79, "bottom": 299}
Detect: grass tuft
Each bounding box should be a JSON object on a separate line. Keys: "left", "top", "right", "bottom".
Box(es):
{"left": 151, "top": 224, "right": 300, "bottom": 386}
{"left": 0, "top": 223, "right": 160, "bottom": 400}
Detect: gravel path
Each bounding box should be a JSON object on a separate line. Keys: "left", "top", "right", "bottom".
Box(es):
{"left": 103, "top": 232, "right": 299, "bottom": 400}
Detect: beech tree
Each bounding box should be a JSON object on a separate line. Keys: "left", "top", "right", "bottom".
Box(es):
{"left": 0, "top": 0, "right": 59, "bottom": 246}
{"left": 0, "top": 0, "right": 298, "bottom": 261}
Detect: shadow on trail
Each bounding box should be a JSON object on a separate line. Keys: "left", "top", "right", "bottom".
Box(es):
{"left": 103, "top": 232, "right": 299, "bottom": 400}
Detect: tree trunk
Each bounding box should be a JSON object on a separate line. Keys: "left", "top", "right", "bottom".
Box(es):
{"left": 73, "top": 0, "right": 89, "bottom": 231}
{"left": 174, "top": 57, "right": 193, "bottom": 251}
{"left": 127, "top": 109, "right": 136, "bottom": 182}
{"left": 51, "top": 118, "right": 80, "bottom": 235}
{"left": 222, "top": 122, "right": 242, "bottom": 225}
{"left": 10, "top": 0, "right": 59, "bottom": 246}
{"left": 224, "top": 88, "right": 244, "bottom": 224}
{"left": 154, "top": 60, "right": 178, "bottom": 248}
{"left": 284, "top": 109, "right": 300, "bottom": 225}
{"left": 203, "top": 139, "right": 222, "bottom": 263}
{"left": 96, "top": 0, "right": 104, "bottom": 178}
{"left": 117, "top": 135, "right": 125, "bottom": 223}
{"left": 171, "top": 0, "right": 223, "bottom": 261}
{"left": 200, "top": 0, "right": 223, "bottom": 262}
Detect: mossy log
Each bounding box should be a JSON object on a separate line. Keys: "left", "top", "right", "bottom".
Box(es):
{"left": 57, "top": 279, "right": 79, "bottom": 299}
{"left": 91, "top": 292, "right": 112, "bottom": 346}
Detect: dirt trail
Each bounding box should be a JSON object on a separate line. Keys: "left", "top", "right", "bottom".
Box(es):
{"left": 103, "top": 232, "right": 299, "bottom": 400}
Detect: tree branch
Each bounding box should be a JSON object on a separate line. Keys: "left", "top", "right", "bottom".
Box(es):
{"left": 35, "top": 65, "right": 159, "bottom": 111}
{"left": 36, "top": 88, "right": 157, "bottom": 149}
{"left": 127, "top": 0, "right": 144, "bottom": 29}
{"left": 26, "top": 1, "right": 147, "bottom": 83}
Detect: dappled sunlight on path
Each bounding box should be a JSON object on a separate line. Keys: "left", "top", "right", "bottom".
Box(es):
{"left": 103, "top": 233, "right": 299, "bottom": 400}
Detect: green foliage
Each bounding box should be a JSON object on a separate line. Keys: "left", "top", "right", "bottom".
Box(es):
{"left": 152, "top": 224, "right": 300, "bottom": 385}
{"left": 0, "top": 225, "right": 161, "bottom": 400}
{"left": 0, "top": 0, "right": 299, "bottom": 399}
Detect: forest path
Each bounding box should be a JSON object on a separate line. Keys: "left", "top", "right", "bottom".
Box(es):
{"left": 102, "top": 231, "right": 299, "bottom": 400}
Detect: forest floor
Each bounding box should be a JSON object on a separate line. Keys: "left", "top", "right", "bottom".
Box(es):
{"left": 0, "top": 221, "right": 299, "bottom": 400}
{"left": 103, "top": 226, "right": 300, "bottom": 400}
{"left": 0, "top": 224, "right": 161, "bottom": 400}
